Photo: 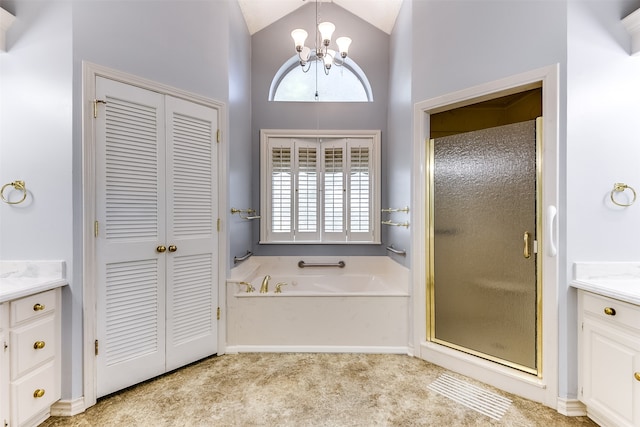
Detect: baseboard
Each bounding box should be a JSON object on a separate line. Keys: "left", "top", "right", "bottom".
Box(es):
{"left": 556, "top": 398, "right": 587, "bottom": 417}
{"left": 50, "top": 397, "right": 85, "bottom": 417}
{"left": 224, "top": 345, "right": 410, "bottom": 354}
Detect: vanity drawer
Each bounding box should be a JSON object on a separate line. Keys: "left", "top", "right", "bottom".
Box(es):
{"left": 582, "top": 291, "right": 640, "bottom": 331}
{"left": 11, "top": 361, "right": 58, "bottom": 426}
{"left": 10, "top": 316, "right": 56, "bottom": 380}
{"left": 10, "top": 290, "right": 56, "bottom": 326}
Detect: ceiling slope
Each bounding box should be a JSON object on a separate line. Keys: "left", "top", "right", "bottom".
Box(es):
{"left": 237, "top": 0, "right": 403, "bottom": 35}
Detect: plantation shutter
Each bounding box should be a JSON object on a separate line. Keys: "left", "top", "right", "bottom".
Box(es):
{"left": 348, "top": 139, "right": 373, "bottom": 241}
{"left": 267, "top": 138, "right": 294, "bottom": 241}
{"left": 322, "top": 139, "right": 346, "bottom": 242}
{"left": 260, "top": 131, "right": 380, "bottom": 244}
{"left": 295, "top": 139, "right": 320, "bottom": 241}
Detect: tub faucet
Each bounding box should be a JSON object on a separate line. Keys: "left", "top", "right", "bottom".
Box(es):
{"left": 260, "top": 275, "right": 271, "bottom": 293}
{"left": 239, "top": 281, "right": 254, "bottom": 293}
{"left": 274, "top": 282, "right": 288, "bottom": 293}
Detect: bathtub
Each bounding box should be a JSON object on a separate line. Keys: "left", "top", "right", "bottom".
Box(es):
{"left": 225, "top": 256, "right": 410, "bottom": 354}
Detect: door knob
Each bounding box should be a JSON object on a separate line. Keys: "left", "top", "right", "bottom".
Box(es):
{"left": 156, "top": 245, "right": 167, "bottom": 253}
{"left": 33, "top": 341, "right": 46, "bottom": 350}
{"left": 168, "top": 245, "right": 177, "bottom": 252}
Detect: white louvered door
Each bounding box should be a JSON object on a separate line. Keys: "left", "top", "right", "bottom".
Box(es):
{"left": 165, "top": 96, "right": 218, "bottom": 371}
{"left": 95, "top": 77, "right": 218, "bottom": 397}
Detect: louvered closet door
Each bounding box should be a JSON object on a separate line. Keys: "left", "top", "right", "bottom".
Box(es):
{"left": 165, "top": 96, "right": 218, "bottom": 371}
{"left": 95, "top": 77, "right": 167, "bottom": 397}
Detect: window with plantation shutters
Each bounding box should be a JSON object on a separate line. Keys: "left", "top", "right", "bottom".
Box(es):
{"left": 261, "top": 130, "right": 380, "bottom": 244}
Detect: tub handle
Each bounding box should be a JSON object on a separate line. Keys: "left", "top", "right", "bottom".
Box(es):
{"left": 298, "top": 260, "right": 345, "bottom": 268}
{"left": 275, "top": 282, "right": 288, "bottom": 293}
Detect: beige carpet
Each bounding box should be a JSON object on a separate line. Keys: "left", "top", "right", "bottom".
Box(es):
{"left": 42, "top": 353, "right": 596, "bottom": 426}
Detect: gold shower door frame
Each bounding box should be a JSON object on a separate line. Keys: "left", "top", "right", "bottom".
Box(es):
{"left": 427, "top": 117, "right": 543, "bottom": 377}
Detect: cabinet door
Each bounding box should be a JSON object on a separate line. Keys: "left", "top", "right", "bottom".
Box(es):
{"left": 164, "top": 96, "right": 218, "bottom": 371}
{"left": 582, "top": 318, "right": 640, "bottom": 427}
{"left": 1, "top": 327, "right": 7, "bottom": 427}
{"left": 95, "top": 76, "right": 167, "bottom": 398}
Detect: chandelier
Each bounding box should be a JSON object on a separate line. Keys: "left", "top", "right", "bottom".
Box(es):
{"left": 290, "top": 1, "right": 352, "bottom": 75}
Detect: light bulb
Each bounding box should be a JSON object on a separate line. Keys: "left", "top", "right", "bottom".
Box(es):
{"left": 323, "top": 49, "right": 334, "bottom": 69}
{"left": 318, "top": 22, "right": 335, "bottom": 46}
{"left": 291, "top": 29, "right": 308, "bottom": 52}
{"left": 336, "top": 37, "right": 351, "bottom": 58}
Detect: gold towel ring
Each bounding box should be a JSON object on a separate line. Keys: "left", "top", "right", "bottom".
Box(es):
{"left": 610, "top": 183, "right": 636, "bottom": 207}
{"left": 1, "top": 180, "right": 27, "bottom": 205}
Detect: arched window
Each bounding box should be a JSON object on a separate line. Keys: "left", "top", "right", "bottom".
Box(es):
{"left": 269, "top": 54, "right": 373, "bottom": 102}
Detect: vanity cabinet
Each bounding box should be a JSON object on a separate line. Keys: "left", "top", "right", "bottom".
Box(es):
{"left": 1, "top": 289, "right": 61, "bottom": 427}
{"left": 1, "top": 302, "right": 8, "bottom": 427}
{"left": 578, "top": 290, "right": 640, "bottom": 427}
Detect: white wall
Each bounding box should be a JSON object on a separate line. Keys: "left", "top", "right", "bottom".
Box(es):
{"left": 566, "top": 0, "right": 640, "bottom": 398}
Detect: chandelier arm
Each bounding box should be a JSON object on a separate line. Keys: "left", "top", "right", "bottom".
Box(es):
{"left": 300, "top": 61, "right": 312, "bottom": 73}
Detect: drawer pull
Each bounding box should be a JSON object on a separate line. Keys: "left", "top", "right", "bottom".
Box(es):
{"left": 604, "top": 307, "right": 616, "bottom": 316}
{"left": 33, "top": 303, "right": 45, "bottom": 312}
{"left": 635, "top": 372, "right": 640, "bottom": 382}
{"left": 33, "top": 389, "right": 45, "bottom": 398}
{"left": 33, "top": 341, "right": 46, "bottom": 350}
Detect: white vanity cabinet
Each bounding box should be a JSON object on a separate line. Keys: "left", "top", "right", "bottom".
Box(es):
{"left": 578, "top": 290, "right": 640, "bottom": 427}
{"left": 4, "top": 289, "right": 61, "bottom": 427}
{"left": 1, "top": 302, "right": 8, "bottom": 427}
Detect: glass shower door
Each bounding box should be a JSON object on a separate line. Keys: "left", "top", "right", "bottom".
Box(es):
{"left": 429, "top": 119, "right": 539, "bottom": 374}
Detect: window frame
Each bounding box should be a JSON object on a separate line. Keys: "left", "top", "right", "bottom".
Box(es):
{"left": 268, "top": 55, "right": 374, "bottom": 102}
{"left": 260, "top": 129, "right": 381, "bottom": 244}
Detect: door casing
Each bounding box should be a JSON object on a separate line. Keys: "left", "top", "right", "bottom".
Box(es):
{"left": 82, "top": 61, "right": 228, "bottom": 409}
{"left": 412, "top": 65, "right": 559, "bottom": 408}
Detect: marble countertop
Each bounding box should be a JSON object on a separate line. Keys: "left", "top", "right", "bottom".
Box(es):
{"left": 0, "top": 260, "right": 67, "bottom": 303}
{"left": 571, "top": 262, "right": 640, "bottom": 306}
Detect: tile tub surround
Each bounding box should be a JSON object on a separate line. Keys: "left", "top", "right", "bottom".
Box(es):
{"left": 0, "top": 261, "right": 66, "bottom": 302}
{"left": 572, "top": 262, "right": 640, "bottom": 305}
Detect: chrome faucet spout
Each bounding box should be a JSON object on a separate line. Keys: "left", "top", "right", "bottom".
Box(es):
{"left": 260, "top": 275, "right": 271, "bottom": 293}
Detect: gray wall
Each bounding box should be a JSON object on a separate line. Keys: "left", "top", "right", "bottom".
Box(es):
{"left": 227, "top": 0, "right": 253, "bottom": 270}
{"left": 250, "top": 2, "right": 389, "bottom": 257}
{"left": 1, "top": 0, "right": 251, "bottom": 401}
{"left": 386, "top": 0, "right": 413, "bottom": 268}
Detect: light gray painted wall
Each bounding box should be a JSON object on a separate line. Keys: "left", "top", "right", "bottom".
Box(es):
{"left": 250, "top": 2, "right": 389, "bottom": 257}
{"left": 0, "top": 0, "right": 75, "bottom": 397}
{"left": 566, "top": 0, "right": 640, "bottom": 399}
{"left": 1, "top": 0, "right": 251, "bottom": 401}
{"left": 387, "top": 0, "right": 413, "bottom": 269}
{"left": 227, "top": 1, "right": 253, "bottom": 270}
{"left": 407, "top": 0, "right": 571, "bottom": 398}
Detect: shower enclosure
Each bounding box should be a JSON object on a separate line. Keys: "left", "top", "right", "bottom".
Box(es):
{"left": 428, "top": 119, "right": 541, "bottom": 375}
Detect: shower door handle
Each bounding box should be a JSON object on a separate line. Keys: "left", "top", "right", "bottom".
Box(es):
{"left": 523, "top": 232, "right": 531, "bottom": 259}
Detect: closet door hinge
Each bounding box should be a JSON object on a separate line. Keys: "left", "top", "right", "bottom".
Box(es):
{"left": 93, "top": 99, "right": 107, "bottom": 118}
{"left": 217, "top": 218, "right": 221, "bottom": 232}
{"left": 217, "top": 307, "right": 221, "bottom": 320}
{"left": 216, "top": 129, "right": 221, "bottom": 143}
{"left": 3, "top": 340, "right": 7, "bottom": 351}
{"left": 95, "top": 339, "right": 99, "bottom": 356}
{"left": 94, "top": 220, "right": 99, "bottom": 237}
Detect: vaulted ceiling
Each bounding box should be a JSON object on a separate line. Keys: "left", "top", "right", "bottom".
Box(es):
{"left": 237, "top": 0, "right": 404, "bottom": 35}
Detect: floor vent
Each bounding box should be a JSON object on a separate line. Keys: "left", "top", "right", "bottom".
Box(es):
{"left": 427, "top": 373, "right": 512, "bottom": 421}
